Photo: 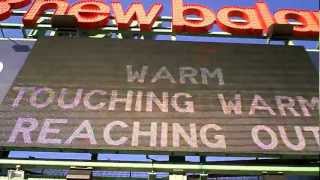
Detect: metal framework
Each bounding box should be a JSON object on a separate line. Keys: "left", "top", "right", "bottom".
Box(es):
{"left": 0, "top": 159, "right": 319, "bottom": 176}
{"left": 0, "top": 10, "right": 319, "bottom": 179}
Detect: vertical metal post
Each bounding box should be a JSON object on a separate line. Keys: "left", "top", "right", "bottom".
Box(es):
{"left": 200, "top": 156, "right": 206, "bottom": 163}
{"left": 0, "top": 151, "right": 9, "bottom": 176}
{"left": 91, "top": 153, "right": 98, "bottom": 161}
{"left": 21, "top": 28, "right": 27, "bottom": 38}
{"left": 0, "top": 28, "right": 5, "bottom": 38}
{"left": 148, "top": 172, "right": 157, "bottom": 180}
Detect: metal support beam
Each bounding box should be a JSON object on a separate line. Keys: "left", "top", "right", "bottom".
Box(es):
{"left": 91, "top": 153, "right": 98, "bottom": 161}
{"left": 0, "top": 152, "right": 9, "bottom": 176}
{"left": 200, "top": 156, "right": 206, "bottom": 163}
{"left": 0, "top": 159, "right": 318, "bottom": 176}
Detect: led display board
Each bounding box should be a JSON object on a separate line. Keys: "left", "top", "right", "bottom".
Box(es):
{"left": 0, "top": 38, "right": 318, "bottom": 156}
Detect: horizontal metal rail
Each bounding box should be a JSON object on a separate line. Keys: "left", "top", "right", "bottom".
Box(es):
{"left": 0, "top": 159, "right": 319, "bottom": 176}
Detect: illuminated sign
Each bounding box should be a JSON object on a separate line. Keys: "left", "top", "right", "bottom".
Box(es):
{"left": 0, "top": 0, "right": 319, "bottom": 38}
{"left": 0, "top": 38, "right": 318, "bottom": 156}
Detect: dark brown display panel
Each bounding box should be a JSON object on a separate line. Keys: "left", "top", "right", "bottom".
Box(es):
{"left": 0, "top": 38, "right": 318, "bottom": 156}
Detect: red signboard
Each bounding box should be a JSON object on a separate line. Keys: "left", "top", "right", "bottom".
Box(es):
{"left": 0, "top": 0, "right": 319, "bottom": 38}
